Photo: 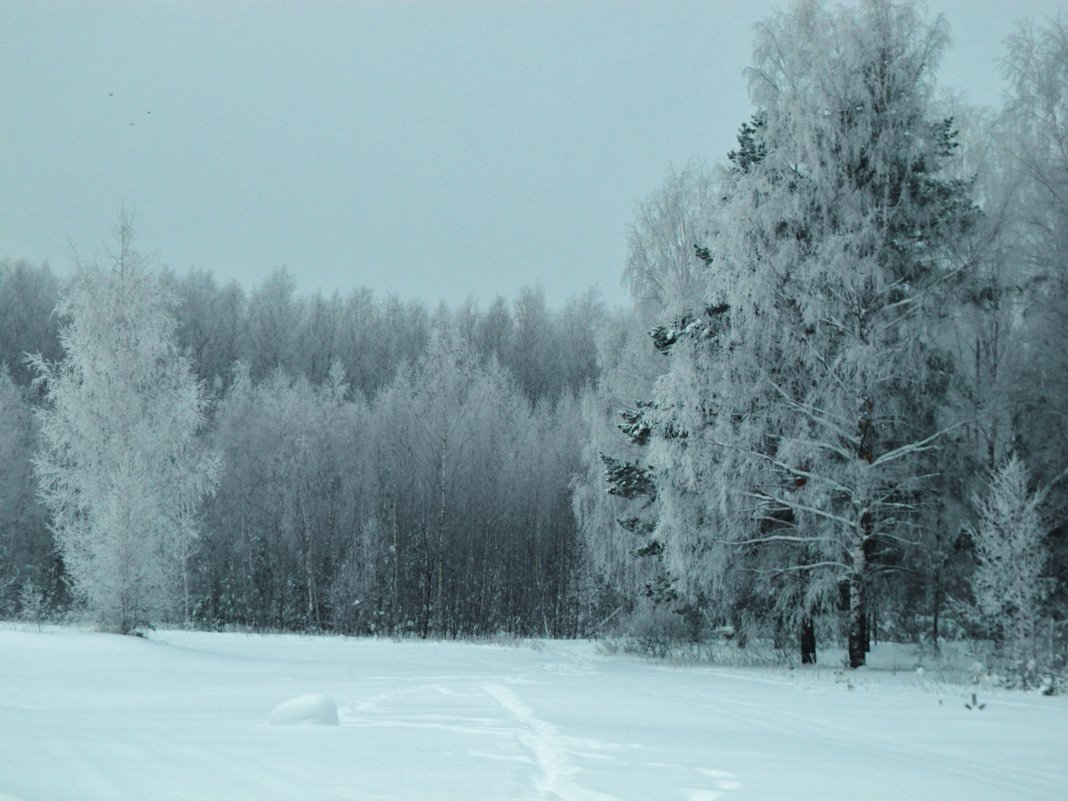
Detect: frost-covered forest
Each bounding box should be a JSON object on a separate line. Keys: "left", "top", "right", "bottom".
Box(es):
{"left": 2, "top": 0, "right": 1068, "bottom": 688}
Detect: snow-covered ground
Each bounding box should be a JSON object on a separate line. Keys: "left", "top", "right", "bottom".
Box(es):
{"left": 1, "top": 627, "right": 1065, "bottom": 801}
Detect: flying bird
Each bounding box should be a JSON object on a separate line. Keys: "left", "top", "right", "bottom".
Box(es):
{"left": 108, "top": 92, "right": 114, "bottom": 97}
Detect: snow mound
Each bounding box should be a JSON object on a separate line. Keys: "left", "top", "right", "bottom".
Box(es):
{"left": 269, "top": 693, "right": 339, "bottom": 726}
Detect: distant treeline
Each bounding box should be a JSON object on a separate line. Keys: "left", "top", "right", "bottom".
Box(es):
{"left": 0, "top": 259, "right": 611, "bottom": 636}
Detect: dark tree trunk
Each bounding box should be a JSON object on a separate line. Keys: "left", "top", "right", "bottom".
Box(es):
{"left": 848, "top": 564, "right": 866, "bottom": 669}
{"left": 801, "top": 615, "right": 817, "bottom": 664}
{"left": 931, "top": 567, "right": 942, "bottom": 654}
{"left": 419, "top": 523, "right": 432, "bottom": 639}
{"left": 850, "top": 398, "right": 875, "bottom": 669}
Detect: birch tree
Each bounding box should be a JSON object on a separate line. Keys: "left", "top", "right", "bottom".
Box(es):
{"left": 408, "top": 325, "right": 478, "bottom": 637}
{"left": 30, "top": 223, "right": 218, "bottom": 633}
{"left": 1001, "top": 18, "right": 1068, "bottom": 495}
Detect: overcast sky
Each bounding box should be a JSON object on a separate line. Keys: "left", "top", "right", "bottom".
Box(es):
{"left": 2, "top": 1, "right": 1063, "bottom": 308}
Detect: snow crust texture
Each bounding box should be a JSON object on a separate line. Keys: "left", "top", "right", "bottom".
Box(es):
{"left": 0, "top": 627, "right": 1066, "bottom": 801}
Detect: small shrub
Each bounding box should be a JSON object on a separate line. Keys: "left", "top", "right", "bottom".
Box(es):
{"left": 17, "top": 580, "right": 49, "bottom": 630}
{"left": 626, "top": 601, "right": 693, "bottom": 658}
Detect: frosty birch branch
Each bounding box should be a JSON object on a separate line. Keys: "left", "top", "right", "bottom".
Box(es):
{"left": 747, "top": 491, "right": 857, "bottom": 529}
{"left": 745, "top": 560, "right": 849, "bottom": 575}
{"left": 869, "top": 419, "right": 968, "bottom": 468}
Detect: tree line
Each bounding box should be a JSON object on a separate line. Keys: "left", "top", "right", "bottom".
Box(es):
{"left": 1, "top": 0, "right": 1065, "bottom": 683}
{"left": 0, "top": 245, "right": 607, "bottom": 637}
{"left": 575, "top": 2, "right": 1068, "bottom": 682}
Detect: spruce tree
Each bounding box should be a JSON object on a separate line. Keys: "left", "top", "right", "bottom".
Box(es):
{"left": 970, "top": 456, "right": 1050, "bottom": 680}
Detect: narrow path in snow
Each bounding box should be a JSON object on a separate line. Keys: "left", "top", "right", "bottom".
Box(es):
{"left": 483, "top": 683, "right": 619, "bottom": 801}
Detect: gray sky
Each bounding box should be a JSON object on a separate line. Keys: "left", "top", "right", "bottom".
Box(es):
{"left": 1, "top": 1, "right": 1062, "bottom": 308}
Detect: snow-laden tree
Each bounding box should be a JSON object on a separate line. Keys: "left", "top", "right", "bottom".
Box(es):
{"left": 165, "top": 267, "right": 246, "bottom": 393}
{"left": 572, "top": 166, "right": 718, "bottom": 642}
{"left": 202, "top": 361, "right": 369, "bottom": 630}
{"left": 1000, "top": 18, "right": 1068, "bottom": 492}
{"left": 573, "top": 339, "right": 662, "bottom": 631}
{"left": 243, "top": 267, "right": 305, "bottom": 382}
{"left": 509, "top": 286, "right": 555, "bottom": 400}
{"left": 1002, "top": 17, "right": 1068, "bottom": 281}
{"left": 969, "top": 456, "right": 1050, "bottom": 675}
{"left": 30, "top": 224, "right": 218, "bottom": 633}
{"left": 623, "top": 164, "right": 717, "bottom": 311}
{"left": 406, "top": 324, "right": 480, "bottom": 636}
{"left": 968, "top": 17, "right": 1068, "bottom": 651}
{"left": 0, "top": 259, "right": 61, "bottom": 386}
{"left": 647, "top": 0, "right": 976, "bottom": 666}
{"left": 908, "top": 92, "right": 1039, "bottom": 650}
{"left": 0, "top": 366, "right": 52, "bottom": 614}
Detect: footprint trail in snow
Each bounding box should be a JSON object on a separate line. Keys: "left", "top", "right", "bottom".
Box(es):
{"left": 484, "top": 683, "right": 620, "bottom": 801}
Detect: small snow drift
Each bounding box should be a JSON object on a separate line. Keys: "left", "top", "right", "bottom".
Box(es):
{"left": 269, "top": 693, "right": 339, "bottom": 726}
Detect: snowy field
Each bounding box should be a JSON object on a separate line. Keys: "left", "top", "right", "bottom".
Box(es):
{"left": 1, "top": 627, "right": 1066, "bottom": 801}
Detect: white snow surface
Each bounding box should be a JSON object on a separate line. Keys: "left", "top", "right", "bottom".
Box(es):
{"left": 269, "top": 693, "right": 339, "bottom": 726}
{"left": 0, "top": 627, "right": 1065, "bottom": 801}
